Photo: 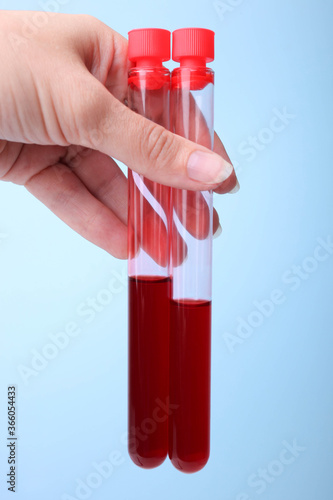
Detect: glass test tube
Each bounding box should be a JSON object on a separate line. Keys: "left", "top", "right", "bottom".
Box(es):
{"left": 169, "top": 28, "right": 215, "bottom": 474}
{"left": 127, "top": 28, "right": 171, "bottom": 469}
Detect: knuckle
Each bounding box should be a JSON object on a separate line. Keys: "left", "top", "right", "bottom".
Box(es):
{"left": 69, "top": 91, "right": 104, "bottom": 147}
{"left": 78, "top": 14, "right": 101, "bottom": 28}
{"left": 143, "top": 125, "right": 175, "bottom": 167}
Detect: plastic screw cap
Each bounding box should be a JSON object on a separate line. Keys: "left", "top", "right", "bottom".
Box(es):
{"left": 128, "top": 29, "right": 171, "bottom": 62}
{"left": 172, "top": 28, "right": 215, "bottom": 63}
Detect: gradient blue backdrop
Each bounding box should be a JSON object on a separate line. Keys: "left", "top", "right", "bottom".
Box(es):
{"left": 0, "top": 1, "right": 332, "bottom": 499}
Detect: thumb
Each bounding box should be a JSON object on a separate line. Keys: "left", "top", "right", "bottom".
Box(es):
{"left": 68, "top": 75, "right": 234, "bottom": 191}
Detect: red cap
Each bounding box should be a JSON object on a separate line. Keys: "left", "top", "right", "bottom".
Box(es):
{"left": 128, "top": 29, "right": 171, "bottom": 64}
{"left": 172, "top": 28, "right": 215, "bottom": 64}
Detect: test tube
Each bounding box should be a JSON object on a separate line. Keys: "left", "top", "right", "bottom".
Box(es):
{"left": 169, "top": 28, "right": 215, "bottom": 473}
{"left": 127, "top": 29, "right": 171, "bottom": 469}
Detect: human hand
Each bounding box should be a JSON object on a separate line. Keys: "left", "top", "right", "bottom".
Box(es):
{"left": 0, "top": 11, "right": 238, "bottom": 259}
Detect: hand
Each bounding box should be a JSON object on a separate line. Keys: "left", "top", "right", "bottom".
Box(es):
{"left": 0, "top": 11, "right": 239, "bottom": 259}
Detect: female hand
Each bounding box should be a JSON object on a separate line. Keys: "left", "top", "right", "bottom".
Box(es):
{"left": 0, "top": 11, "right": 238, "bottom": 259}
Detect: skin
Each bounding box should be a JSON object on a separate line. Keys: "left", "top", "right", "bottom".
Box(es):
{"left": 0, "top": 11, "right": 239, "bottom": 259}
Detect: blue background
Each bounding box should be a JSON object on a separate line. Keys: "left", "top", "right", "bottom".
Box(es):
{"left": 0, "top": 0, "right": 332, "bottom": 499}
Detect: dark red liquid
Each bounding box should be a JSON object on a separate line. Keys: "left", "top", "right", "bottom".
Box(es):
{"left": 169, "top": 299, "right": 211, "bottom": 473}
{"left": 128, "top": 276, "right": 170, "bottom": 468}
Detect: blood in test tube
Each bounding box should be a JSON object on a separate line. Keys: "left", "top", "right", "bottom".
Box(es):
{"left": 127, "top": 28, "right": 171, "bottom": 469}
{"left": 169, "top": 28, "right": 215, "bottom": 473}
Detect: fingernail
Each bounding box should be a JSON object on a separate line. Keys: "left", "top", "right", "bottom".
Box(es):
{"left": 187, "top": 151, "right": 233, "bottom": 184}
{"left": 229, "top": 179, "right": 240, "bottom": 194}
{"left": 213, "top": 224, "right": 222, "bottom": 239}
